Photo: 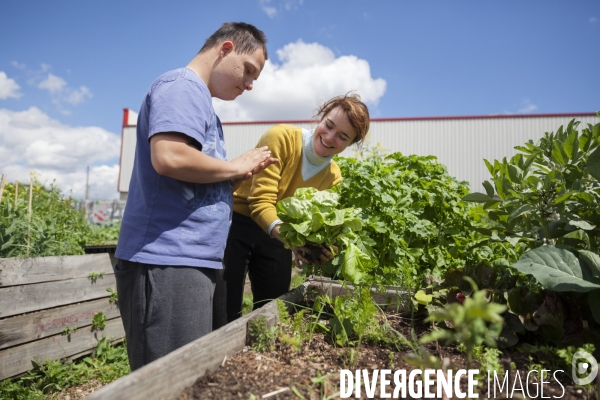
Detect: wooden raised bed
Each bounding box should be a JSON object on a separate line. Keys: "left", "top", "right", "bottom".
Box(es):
{"left": 87, "top": 278, "right": 410, "bottom": 400}
{"left": 0, "top": 253, "right": 123, "bottom": 380}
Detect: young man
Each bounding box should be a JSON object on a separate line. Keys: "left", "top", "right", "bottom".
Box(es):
{"left": 114, "top": 22, "right": 276, "bottom": 371}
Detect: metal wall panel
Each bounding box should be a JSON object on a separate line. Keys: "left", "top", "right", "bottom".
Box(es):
{"left": 118, "top": 126, "right": 137, "bottom": 192}
{"left": 222, "top": 122, "right": 316, "bottom": 160}
{"left": 118, "top": 114, "right": 598, "bottom": 195}
{"left": 222, "top": 115, "right": 599, "bottom": 192}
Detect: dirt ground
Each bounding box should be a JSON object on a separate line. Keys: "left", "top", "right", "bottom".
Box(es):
{"left": 49, "top": 379, "right": 105, "bottom": 399}
{"left": 175, "top": 313, "right": 590, "bottom": 400}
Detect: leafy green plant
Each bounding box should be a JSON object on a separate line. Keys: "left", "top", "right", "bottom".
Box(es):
{"left": 415, "top": 262, "right": 542, "bottom": 348}
{"left": 336, "top": 153, "right": 515, "bottom": 289}
{"left": 107, "top": 287, "right": 118, "bottom": 305}
{"left": 464, "top": 344, "right": 504, "bottom": 379}
{"left": 277, "top": 187, "right": 376, "bottom": 284}
{"left": 0, "top": 178, "right": 124, "bottom": 258}
{"left": 420, "top": 277, "right": 506, "bottom": 369}
{"left": 0, "top": 180, "right": 92, "bottom": 257}
{"left": 86, "top": 337, "right": 130, "bottom": 381}
{"left": 248, "top": 316, "right": 276, "bottom": 352}
{"left": 88, "top": 271, "right": 104, "bottom": 283}
{"left": 461, "top": 117, "right": 600, "bottom": 347}
{"left": 277, "top": 303, "right": 309, "bottom": 353}
{"left": 86, "top": 220, "right": 121, "bottom": 246}
{"left": 464, "top": 118, "right": 600, "bottom": 251}
{"left": 0, "top": 339, "right": 129, "bottom": 399}
{"left": 91, "top": 311, "right": 107, "bottom": 331}
{"left": 61, "top": 326, "right": 78, "bottom": 337}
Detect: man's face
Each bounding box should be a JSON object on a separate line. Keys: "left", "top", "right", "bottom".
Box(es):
{"left": 210, "top": 44, "right": 266, "bottom": 101}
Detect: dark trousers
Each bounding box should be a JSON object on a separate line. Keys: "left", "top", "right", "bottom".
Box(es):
{"left": 114, "top": 259, "right": 215, "bottom": 371}
{"left": 213, "top": 212, "right": 292, "bottom": 329}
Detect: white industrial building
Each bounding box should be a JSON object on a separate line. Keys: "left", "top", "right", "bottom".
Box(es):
{"left": 118, "top": 109, "right": 598, "bottom": 200}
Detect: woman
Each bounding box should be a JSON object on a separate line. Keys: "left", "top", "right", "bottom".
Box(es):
{"left": 213, "top": 93, "right": 370, "bottom": 328}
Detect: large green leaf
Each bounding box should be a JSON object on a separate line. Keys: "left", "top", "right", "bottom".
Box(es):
{"left": 579, "top": 250, "right": 600, "bottom": 284}
{"left": 586, "top": 147, "right": 600, "bottom": 181}
{"left": 563, "top": 130, "right": 579, "bottom": 161}
{"left": 588, "top": 290, "right": 600, "bottom": 324}
{"left": 512, "top": 245, "right": 600, "bottom": 292}
{"left": 342, "top": 241, "right": 371, "bottom": 284}
{"left": 462, "top": 192, "right": 500, "bottom": 203}
{"left": 508, "top": 204, "right": 535, "bottom": 223}
{"left": 551, "top": 141, "right": 567, "bottom": 166}
{"left": 482, "top": 180, "right": 495, "bottom": 198}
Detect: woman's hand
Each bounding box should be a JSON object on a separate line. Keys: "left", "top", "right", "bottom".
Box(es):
{"left": 292, "top": 243, "right": 338, "bottom": 269}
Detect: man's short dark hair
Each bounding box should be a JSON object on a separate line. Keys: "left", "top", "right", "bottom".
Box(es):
{"left": 200, "top": 22, "right": 268, "bottom": 60}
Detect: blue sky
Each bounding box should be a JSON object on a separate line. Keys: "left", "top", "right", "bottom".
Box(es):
{"left": 0, "top": 0, "right": 599, "bottom": 199}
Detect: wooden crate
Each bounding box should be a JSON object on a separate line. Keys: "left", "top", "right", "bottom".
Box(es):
{"left": 87, "top": 278, "right": 410, "bottom": 400}
{"left": 0, "top": 253, "right": 123, "bottom": 380}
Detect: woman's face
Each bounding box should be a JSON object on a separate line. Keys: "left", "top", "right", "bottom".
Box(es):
{"left": 313, "top": 106, "right": 358, "bottom": 157}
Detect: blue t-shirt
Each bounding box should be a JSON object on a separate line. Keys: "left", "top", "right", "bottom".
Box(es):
{"left": 116, "top": 68, "right": 232, "bottom": 269}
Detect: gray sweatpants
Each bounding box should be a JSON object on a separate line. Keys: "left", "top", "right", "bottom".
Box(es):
{"left": 114, "top": 259, "right": 216, "bottom": 371}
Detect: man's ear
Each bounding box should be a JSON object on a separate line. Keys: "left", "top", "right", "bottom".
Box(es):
{"left": 219, "top": 41, "right": 234, "bottom": 57}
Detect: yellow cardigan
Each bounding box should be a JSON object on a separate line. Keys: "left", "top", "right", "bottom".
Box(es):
{"left": 233, "top": 124, "right": 342, "bottom": 233}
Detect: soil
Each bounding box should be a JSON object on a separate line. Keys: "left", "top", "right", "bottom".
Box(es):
{"left": 49, "top": 379, "right": 106, "bottom": 399}
{"left": 301, "top": 244, "right": 326, "bottom": 264}
{"left": 175, "top": 313, "right": 592, "bottom": 400}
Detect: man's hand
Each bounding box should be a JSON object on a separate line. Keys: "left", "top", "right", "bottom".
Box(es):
{"left": 231, "top": 146, "right": 278, "bottom": 179}
{"left": 231, "top": 147, "right": 278, "bottom": 190}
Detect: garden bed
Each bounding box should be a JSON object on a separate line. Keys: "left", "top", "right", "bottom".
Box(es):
{"left": 175, "top": 313, "right": 583, "bottom": 399}
{"left": 88, "top": 278, "right": 594, "bottom": 400}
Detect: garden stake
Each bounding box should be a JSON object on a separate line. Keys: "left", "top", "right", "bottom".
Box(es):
{"left": 0, "top": 174, "right": 6, "bottom": 203}
{"left": 27, "top": 178, "right": 33, "bottom": 256}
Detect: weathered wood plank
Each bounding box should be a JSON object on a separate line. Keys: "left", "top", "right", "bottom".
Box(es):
{"left": 0, "top": 298, "right": 120, "bottom": 350}
{"left": 306, "top": 279, "right": 411, "bottom": 311}
{"left": 86, "top": 284, "right": 307, "bottom": 400}
{"left": 0, "top": 317, "right": 125, "bottom": 380}
{"left": 0, "top": 253, "right": 113, "bottom": 287}
{"left": 0, "top": 274, "right": 116, "bottom": 318}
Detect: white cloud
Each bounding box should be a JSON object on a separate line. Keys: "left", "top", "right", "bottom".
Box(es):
{"left": 0, "top": 107, "right": 121, "bottom": 199}
{"left": 66, "top": 86, "right": 93, "bottom": 105}
{"left": 518, "top": 99, "right": 538, "bottom": 114}
{"left": 282, "top": 0, "right": 303, "bottom": 11}
{"left": 260, "top": 0, "right": 277, "bottom": 18}
{"left": 591, "top": 17, "right": 598, "bottom": 24}
{"left": 0, "top": 72, "right": 22, "bottom": 99}
{"left": 10, "top": 61, "right": 26, "bottom": 70}
{"left": 38, "top": 73, "right": 67, "bottom": 93}
{"left": 259, "top": 0, "right": 303, "bottom": 18}
{"left": 213, "top": 40, "right": 387, "bottom": 121}
{"left": 502, "top": 98, "right": 539, "bottom": 115}
{"left": 33, "top": 66, "right": 94, "bottom": 111}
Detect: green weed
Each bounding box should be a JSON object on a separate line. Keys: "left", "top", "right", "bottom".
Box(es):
{"left": 91, "top": 311, "right": 107, "bottom": 331}
{"left": 248, "top": 316, "right": 276, "bottom": 352}
{"left": 0, "top": 339, "right": 129, "bottom": 399}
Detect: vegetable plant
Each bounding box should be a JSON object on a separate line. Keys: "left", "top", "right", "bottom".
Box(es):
{"left": 458, "top": 115, "right": 600, "bottom": 348}
{"left": 420, "top": 277, "right": 507, "bottom": 369}
{"left": 276, "top": 187, "right": 376, "bottom": 284}
{"left": 0, "top": 178, "right": 121, "bottom": 257}
{"left": 336, "top": 152, "right": 516, "bottom": 290}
